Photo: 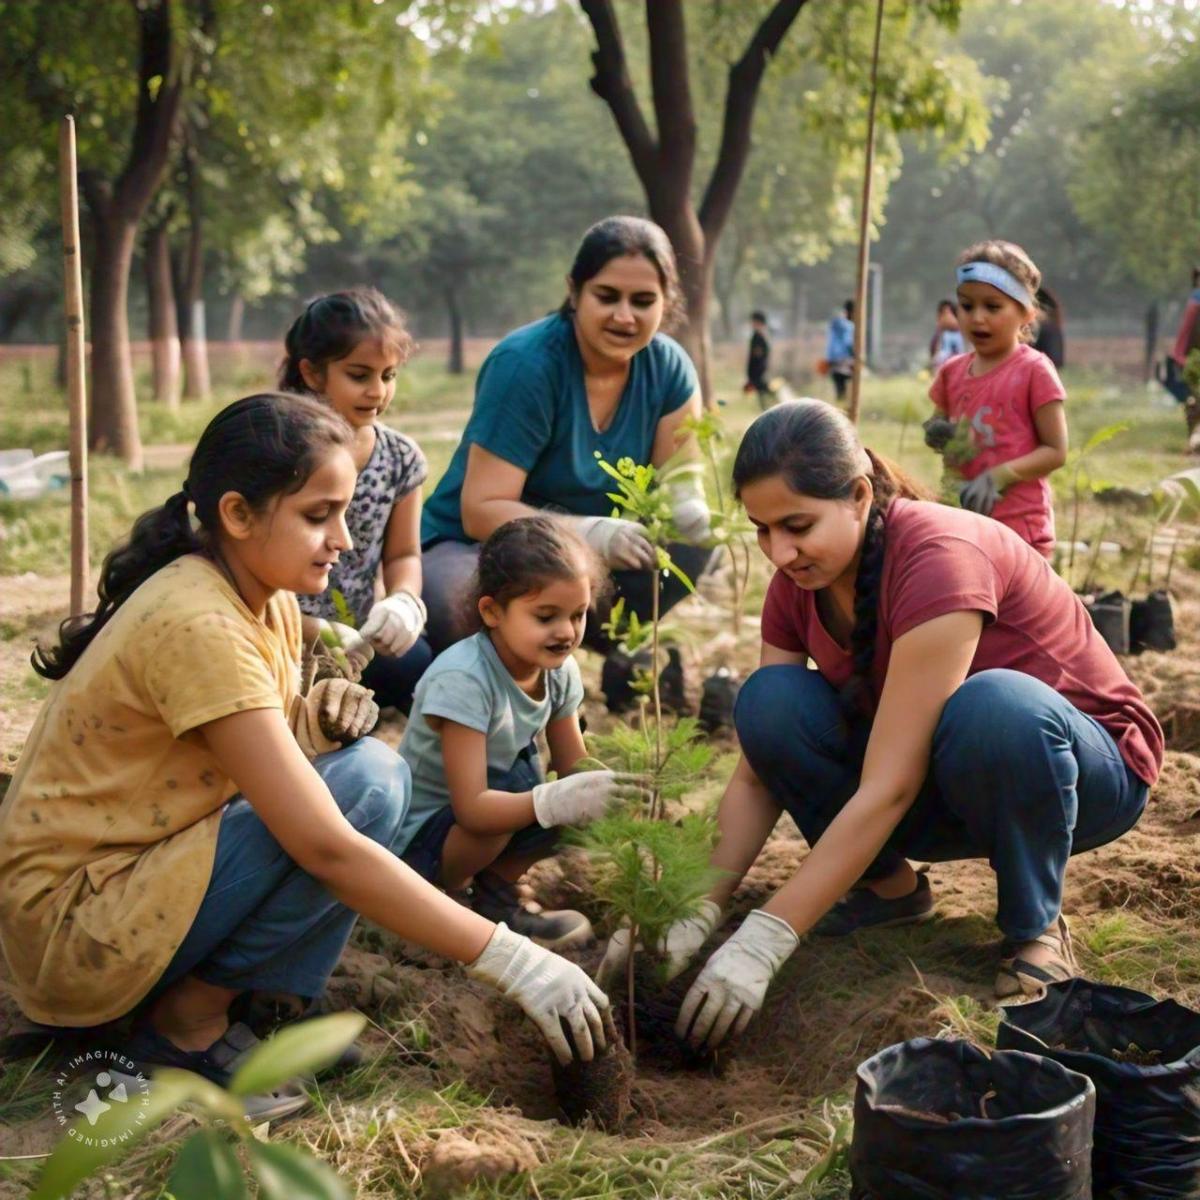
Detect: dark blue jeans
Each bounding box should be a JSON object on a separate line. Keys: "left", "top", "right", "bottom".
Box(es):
{"left": 734, "top": 666, "right": 1148, "bottom": 940}
{"left": 153, "top": 737, "right": 412, "bottom": 1002}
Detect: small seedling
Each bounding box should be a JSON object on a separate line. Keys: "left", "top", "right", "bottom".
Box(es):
{"left": 1062, "top": 422, "right": 1129, "bottom": 588}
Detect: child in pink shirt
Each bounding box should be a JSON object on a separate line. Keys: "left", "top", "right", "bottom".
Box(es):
{"left": 924, "top": 241, "right": 1068, "bottom": 558}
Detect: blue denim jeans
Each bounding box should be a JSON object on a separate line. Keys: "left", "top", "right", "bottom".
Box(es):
{"left": 734, "top": 666, "right": 1148, "bottom": 940}
{"left": 153, "top": 736, "right": 412, "bottom": 1002}
{"left": 401, "top": 743, "right": 559, "bottom": 882}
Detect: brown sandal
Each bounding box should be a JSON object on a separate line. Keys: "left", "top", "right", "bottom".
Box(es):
{"left": 995, "top": 914, "right": 1077, "bottom": 1000}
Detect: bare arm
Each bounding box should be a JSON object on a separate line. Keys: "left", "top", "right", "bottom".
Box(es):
{"left": 760, "top": 611, "right": 984, "bottom": 935}
{"left": 460, "top": 445, "right": 537, "bottom": 542}
{"left": 707, "top": 642, "right": 808, "bottom": 908}
{"left": 200, "top": 710, "right": 494, "bottom": 963}
{"left": 545, "top": 712, "right": 588, "bottom": 777}
{"left": 439, "top": 718, "right": 537, "bottom": 834}
{"left": 1001, "top": 400, "right": 1068, "bottom": 482}
{"left": 380, "top": 488, "right": 423, "bottom": 597}
{"left": 650, "top": 390, "right": 703, "bottom": 468}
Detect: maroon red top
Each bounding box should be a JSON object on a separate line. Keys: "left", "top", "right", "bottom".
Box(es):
{"left": 760, "top": 498, "right": 1163, "bottom": 785}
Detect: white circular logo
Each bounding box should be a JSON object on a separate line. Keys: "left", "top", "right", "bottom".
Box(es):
{"left": 52, "top": 1049, "right": 152, "bottom": 1147}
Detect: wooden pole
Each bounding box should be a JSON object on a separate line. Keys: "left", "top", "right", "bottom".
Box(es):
{"left": 60, "top": 115, "right": 89, "bottom": 616}
{"left": 847, "top": 0, "right": 886, "bottom": 425}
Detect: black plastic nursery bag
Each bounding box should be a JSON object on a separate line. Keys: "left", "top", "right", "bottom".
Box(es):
{"left": 850, "top": 1037, "right": 1095, "bottom": 1200}
{"left": 997, "top": 978, "right": 1200, "bottom": 1199}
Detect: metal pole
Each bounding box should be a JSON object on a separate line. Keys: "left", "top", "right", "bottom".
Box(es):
{"left": 60, "top": 115, "right": 90, "bottom": 616}
{"left": 847, "top": 0, "right": 885, "bottom": 424}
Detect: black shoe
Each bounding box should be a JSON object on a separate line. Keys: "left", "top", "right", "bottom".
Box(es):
{"left": 239, "top": 991, "right": 364, "bottom": 1075}
{"left": 699, "top": 668, "right": 740, "bottom": 734}
{"left": 470, "top": 870, "right": 593, "bottom": 950}
{"left": 659, "top": 646, "right": 691, "bottom": 714}
{"left": 121, "top": 1022, "right": 310, "bottom": 1121}
{"left": 812, "top": 872, "right": 935, "bottom": 937}
{"left": 601, "top": 648, "right": 651, "bottom": 713}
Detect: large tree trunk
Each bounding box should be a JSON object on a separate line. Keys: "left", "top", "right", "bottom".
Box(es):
{"left": 445, "top": 283, "right": 464, "bottom": 375}
{"left": 179, "top": 141, "right": 210, "bottom": 400}
{"left": 145, "top": 219, "right": 180, "bottom": 409}
{"left": 226, "top": 292, "right": 245, "bottom": 343}
{"left": 88, "top": 214, "right": 143, "bottom": 467}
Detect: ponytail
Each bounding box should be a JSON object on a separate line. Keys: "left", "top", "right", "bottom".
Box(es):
{"left": 34, "top": 393, "right": 352, "bottom": 680}
{"left": 732, "top": 400, "right": 932, "bottom": 721}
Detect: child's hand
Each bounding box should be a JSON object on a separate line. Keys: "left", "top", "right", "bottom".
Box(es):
{"left": 289, "top": 679, "right": 379, "bottom": 757}
{"left": 922, "top": 414, "right": 956, "bottom": 452}
{"left": 531, "top": 769, "right": 649, "bottom": 828}
{"left": 465, "top": 922, "right": 609, "bottom": 1065}
{"left": 360, "top": 590, "right": 426, "bottom": 657}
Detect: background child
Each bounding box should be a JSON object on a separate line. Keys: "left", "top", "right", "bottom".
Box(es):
{"left": 399, "top": 515, "right": 644, "bottom": 949}
{"left": 0, "top": 396, "right": 607, "bottom": 1108}
{"left": 281, "top": 288, "right": 432, "bottom": 711}
{"left": 745, "top": 310, "right": 773, "bottom": 409}
{"left": 923, "top": 240, "right": 1068, "bottom": 559}
{"left": 826, "top": 299, "right": 855, "bottom": 402}
{"left": 929, "top": 298, "right": 964, "bottom": 368}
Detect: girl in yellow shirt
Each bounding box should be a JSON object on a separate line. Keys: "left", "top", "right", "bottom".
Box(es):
{"left": 0, "top": 393, "right": 606, "bottom": 1118}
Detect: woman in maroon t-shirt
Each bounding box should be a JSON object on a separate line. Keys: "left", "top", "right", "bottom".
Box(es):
{"left": 644, "top": 399, "right": 1161, "bottom": 1052}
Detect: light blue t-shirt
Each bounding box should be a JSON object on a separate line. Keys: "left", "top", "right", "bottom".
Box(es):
{"left": 397, "top": 631, "right": 585, "bottom": 842}
{"left": 826, "top": 315, "right": 854, "bottom": 365}
{"left": 422, "top": 313, "right": 698, "bottom": 545}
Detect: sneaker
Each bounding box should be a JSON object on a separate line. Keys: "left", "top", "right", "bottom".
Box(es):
{"left": 995, "top": 914, "right": 1077, "bottom": 1000}
{"left": 470, "top": 870, "right": 594, "bottom": 950}
{"left": 698, "top": 668, "right": 740, "bottom": 734}
{"left": 812, "top": 871, "right": 935, "bottom": 937}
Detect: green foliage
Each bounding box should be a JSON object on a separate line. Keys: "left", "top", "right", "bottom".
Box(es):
{"left": 587, "top": 716, "right": 716, "bottom": 804}
{"left": 31, "top": 1013, "right": 363, "bottom": 1200}
{"left": 569, "top": 806, "right": 723, "bottom": 956}
{"left": 330, "top": 589, "right": 356, "bottom": 628}
{"left": 601, "top": 597, "right": 653, "bottom": 657}
{"left": 1184, "top": 350, "right": 1200, "bottom": 399}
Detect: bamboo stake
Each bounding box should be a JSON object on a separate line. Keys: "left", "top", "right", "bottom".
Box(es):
{"left": 59, "top": 115, "right": 89, "bottom": 616}
{"left": 847, "top": 0, "right": 886, "bottom": 425}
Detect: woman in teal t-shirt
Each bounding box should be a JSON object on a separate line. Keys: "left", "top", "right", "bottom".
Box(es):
{"left": 422, "top": 216, "right": 713, "bottom": 656}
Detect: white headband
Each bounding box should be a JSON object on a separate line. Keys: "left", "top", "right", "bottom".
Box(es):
{"left": 955, "top": 261, "right": 1032, "bottom": 307}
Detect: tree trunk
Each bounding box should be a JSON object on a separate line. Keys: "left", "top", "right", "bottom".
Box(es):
{"left": 179, "top": 143, "right": 210, "bottom": 400}
{"left": 145, "top": 220, "right": 180, "bottom": 409}
{"left": 445, "top": 283, "right": 464, "bottom": 375}
{"left": 226, "top": 292, "right": 245, "bottom": 343}
{"left": 788, "top": 267, "right": 807, "bottom": 340}
{"left": 88, "top": 213, "right": 143, "bottom": 468}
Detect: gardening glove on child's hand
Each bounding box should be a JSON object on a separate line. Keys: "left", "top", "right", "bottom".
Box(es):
{"left": 531, "top": 770, "right": 649, "bottom": 828}
{"left": 667, "top": 467, "right": 712, "bottom": 544}
{"left": 289, "top": 678, "right": 379, "bottom": 757}
{"left": 922, "top": 414, "right": 956, "bottom": 452}
{"left": 676, "top": 909, "right": 799, "bottom": 1050}
{"left": 596, "top": 898, "right": 724, "bottom": 991}
{"left": 958, "top": 462, "right": 1018, "bottom": 516}
{"left": 466, "top": 922, "right": 609, "bottom": 1065}
{"left": 320, "top": 620, "right": 374, "bottom": 681}
{"left": 573, "top": 516, "right": 657, "bottom": 571}
{"left": 359, "top": 590, "right": 426, "bottom": 657}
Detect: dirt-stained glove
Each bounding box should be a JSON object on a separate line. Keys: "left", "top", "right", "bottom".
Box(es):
{"left": 596, "top": 898, "right": 724, "bottom": 991}
{"left": 288, "top": 678, "right": 379, "bottom": 757}
{"left": 466, "top": 922, "right": 609, "bottom": 1065}
{"left": 573, "top": 515, "right": 657, "bottom": 571}
{"left": 359, "top": 590, "right": 426, "bottom": 657}
{"left": 959, "top": 463, "right": 1016, "bottom": 516}
{"left": 531, "top": 769, "right": 649, "bottom": 829}
{"left": 320, "top": 620, "right": 374, "bottom": 681}
{"left": 676, "top": 909, "right": 799, "bottom": 1050}
{"left": 922, "top": 414, "right": 956, "bottom": 452}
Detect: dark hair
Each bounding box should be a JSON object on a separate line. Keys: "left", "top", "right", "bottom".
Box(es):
{"left": 751, "top": 310, "right": 767, "bottom": 323}
{"left": 937, "top": 298, "right": 956, "bottom": 314}
{"left": 843, "top": 299, "right": 855, "bottom": 318}
{"left": 732, "top": 399, "right": 930, "bottom": 719}
{"left": 559, "top": 216, "right": 683, "bottom": 328}
{"left": 466, "top": 515, "right": 610, "bottom": 631}
{"left": 279, "top": 287, "right": 414, "bottom": 394}
{"left": 34, "top": 394, "right": 352, "bottom": 680}
{"left": 956, "top": 240, "right": 1042, "bottom": 341}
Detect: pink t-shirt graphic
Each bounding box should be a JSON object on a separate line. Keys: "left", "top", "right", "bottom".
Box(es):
{"left": 930, "top": 343, "right": 1065, "bottom": 556}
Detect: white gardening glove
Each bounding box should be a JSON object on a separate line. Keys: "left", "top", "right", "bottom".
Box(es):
{"left": 675, "top": 909, "right": 799, "bottom": 1050}
{"left": 359, "top": 590, "right": 426, "bottom": 657}
{"left": 320, "top": 620, "right": 374, "bottom": 682}
{"left": 288, "top": 678, "right": 379, "bottom": 757}
{"left": 573, "top": 515, "right": 657, "bottom": 571}
{"left": 531, "top": 769, "right": 649, "bottom": 829}
{"left": 596, "top": 898, "right": 724, "bottom": 991}
{"left": 466, "top": 922, "right": 610, "bottom": 1065}
{"left": 667, "top": 468, "right": 712, "bottom": 544}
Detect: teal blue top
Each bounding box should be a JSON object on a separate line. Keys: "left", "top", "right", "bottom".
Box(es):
{"left": 422, "top": 313, "right": 698, "bottom": 545}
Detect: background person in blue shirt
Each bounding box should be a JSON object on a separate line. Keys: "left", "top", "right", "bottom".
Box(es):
{"left": 826, "top": 299, "right": 855, "bottom": 402}
{"left": 422, "top": 216, "right": 714, "bottom": 656}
